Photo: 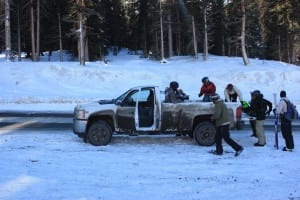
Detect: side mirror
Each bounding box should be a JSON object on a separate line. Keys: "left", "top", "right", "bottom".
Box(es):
{"left": 116, "top": 99, "right": 122, "bottom": 106}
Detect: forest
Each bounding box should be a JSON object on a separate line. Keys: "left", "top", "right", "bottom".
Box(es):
{"left": 1, "top": 0, "right": 300, "bottom": 65}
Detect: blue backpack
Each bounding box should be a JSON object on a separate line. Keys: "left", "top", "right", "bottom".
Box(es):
{"left": 282, "top": 99, "right": 298, "bottom": 121}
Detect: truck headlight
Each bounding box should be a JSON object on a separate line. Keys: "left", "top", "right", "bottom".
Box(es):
{"left": 74, "top": 109, "right": 87, "bottom": 120}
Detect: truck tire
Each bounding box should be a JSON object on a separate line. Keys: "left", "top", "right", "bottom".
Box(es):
{"left": 193, "top": 122, "right": 216, "bottom": 146}
{"left": 87, "top": 120, "right": 113, "bottom": 146}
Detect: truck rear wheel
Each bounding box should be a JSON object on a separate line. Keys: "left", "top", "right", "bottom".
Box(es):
{"left": 193, "top": 122, "right": 216, "bottom": 146}
{"left": 87, "top": 120, "right": 112, "bottom": 146}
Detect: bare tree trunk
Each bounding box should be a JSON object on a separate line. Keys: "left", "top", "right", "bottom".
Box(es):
{"left": 167, "top": 11, "right": 173, "bottom": 57}
{"left": 221, "top": 13, "right": 225, "bottom": 56}
{"left": 76, "top": 0, "right": 85, "bottom": 65}
{"left": 30, "top": 0, "right": 37, "bottom": 61}
{"left": 192, "top": 16, "right": 198, "bottom": 60}
{"left": 36, "top": 0, "right": 40, "bottom": 61}
{"left": 241, "top": 0, "right": 249, "bottom": 65}
{"left": 278, "top": 35, "right": 282, "bottom": 61}
{"left": 159, "top": 0, "right": 165, "bottom": 62}
{"left": 143, "top": 21, "right": 147, "bottom": 56}
{"left": 79, "top": 12, "right": 85, "bottom": 66}
{"left": 286, "top": 36, "right": 290, "bottom": 64}
{"left": 5, "top": 0, "right": 11, "bottom": 61}
{"left": 58, "top": 12, "right": 63, "bottom": 61}
{"left": 17, "top": 0, "right": 22, "bottom": 61}
{"left": 155, "top": 31, "right": 159, "bottom": 54}
{"left": 203, "top": 2, "right": 208, "bottom": 61}
{"left": 175, "top": 8, "right": 182, "bottom": 56}
{"left": 85, "top": 37, "right": 89, "bottom": 61}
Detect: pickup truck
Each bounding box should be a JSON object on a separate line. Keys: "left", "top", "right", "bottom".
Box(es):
{"left": 73, "top": 85, "right": 244, "bottom": 146}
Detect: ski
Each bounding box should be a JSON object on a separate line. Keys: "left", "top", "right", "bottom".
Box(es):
{"left": 273, "top": 93, "right": 279, "bottom": 149}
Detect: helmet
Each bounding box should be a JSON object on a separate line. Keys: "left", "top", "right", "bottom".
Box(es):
{"left": 211, "top": 93, "right": 220, "bottom": 101}
{"left": 251, "top": 90, "right": 261, "bottom": 97}
{"left": 170, "top": 81, "right": 179, "bottom": 90}
{"left": 226, "top": 83, "right": 233, "bottom": 90}
{"left": 202, "top": 77, "right": 209, "bottom": 83}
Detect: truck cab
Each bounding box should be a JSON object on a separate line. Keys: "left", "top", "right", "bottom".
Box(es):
{"left": 115, "top": 86, "right": 160, "bottom": 132}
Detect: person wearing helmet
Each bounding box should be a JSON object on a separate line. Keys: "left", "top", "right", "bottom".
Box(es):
{"left": 250, "top": 90, "right": 272, "bottom": 146}
{"left": 224, "top": 83, "right": 243, "bottom": 102}
{"left": 165, "top": 81, "right": 189, "bottom": 103}
{"left": 210, "top": 93, "right": 244, "bottom": 157}
{"left": 198, "top": 77, "right": 216, "bottom": 102}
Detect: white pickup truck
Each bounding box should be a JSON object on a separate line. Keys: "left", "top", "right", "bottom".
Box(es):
{"left": 73, "top": 85, "right": 244, "bottom": 146}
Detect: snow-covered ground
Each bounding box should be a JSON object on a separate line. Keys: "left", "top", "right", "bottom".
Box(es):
{"left": 1, "top": 50, "right": 300, "bottom": 111}
{"left": 0, "top": 129, "right": 299, "bottom": 200}
{"left": 1, "top": 50, "right": 300, "bottom": 199}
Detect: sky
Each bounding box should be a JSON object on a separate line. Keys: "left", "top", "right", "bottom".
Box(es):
{"left": 0, "top": 50, "right": 300, "bottom": 200}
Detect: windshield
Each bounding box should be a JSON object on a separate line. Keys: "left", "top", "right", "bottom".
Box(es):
{"left": 114, "top": 89, "right": 132, "bottom": 103}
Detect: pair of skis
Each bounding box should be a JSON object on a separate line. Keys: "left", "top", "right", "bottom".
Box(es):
{"left": 273, "top": 93, "right": 279, "bottom": 149}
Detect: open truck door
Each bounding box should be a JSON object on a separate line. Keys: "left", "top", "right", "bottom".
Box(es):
{"left": 134, "top": 87, "right": 159, "bottom": 131}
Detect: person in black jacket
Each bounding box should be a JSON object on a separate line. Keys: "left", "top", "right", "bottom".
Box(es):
{"left": 250, "top": 90, "right": 272, "bottom": 146}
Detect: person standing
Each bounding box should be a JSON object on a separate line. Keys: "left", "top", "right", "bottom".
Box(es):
{"left": 224, "top": 83, "right": 243, "bottom": 102}
{"left": 276, "top": 90, "right": 294, "bottom": 152}
{"left": 250, "top": 90, "right": 272, "bottom": 146}
{"left": 198, "top": 77, "right": 216, "bottom": 102}
{"left": 210, "top": 94, "right": 243, "bottom": 156}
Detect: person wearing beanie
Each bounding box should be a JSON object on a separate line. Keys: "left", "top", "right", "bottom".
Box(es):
{"left": 276, "top": 90, "right": 294, "bottom": 152}
{"left": 210, "top": 93, "right": 243, "bottom": 157}
{"left": 165, "top": 81, "right": 189, "bottom": 103}
{"left": 250, "top": 90, "right": 272, "bottom": 146}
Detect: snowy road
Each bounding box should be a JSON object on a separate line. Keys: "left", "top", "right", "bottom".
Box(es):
{"left": 1, "top": 111, "right": 300, "bottom": 132}
{"left": 0, "top": 128, "right": 300, "bottom": 200}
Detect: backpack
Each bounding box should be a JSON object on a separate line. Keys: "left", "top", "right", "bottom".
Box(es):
{"left": 282, "top": 99, "right": 298, "bottom": 121}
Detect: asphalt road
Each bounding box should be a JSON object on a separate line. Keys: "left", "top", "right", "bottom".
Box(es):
{"left": 0, "top": 111, "right": 299, "bottom": 131}
{"left": 0, "top": 111, "right": 73, "bottom": 130}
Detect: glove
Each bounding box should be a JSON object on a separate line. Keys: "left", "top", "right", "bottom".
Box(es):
{"left": 241, "top": 101, "right": 249, "bottom": 109}
{"left": 266, "top": 111, "right": 271, "bottom": 116}
{"left": 198, "top": 93, "right": 203, "bottom": 97}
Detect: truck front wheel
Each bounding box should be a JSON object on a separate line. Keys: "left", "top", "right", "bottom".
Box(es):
{"left": 87, "top": 120, "right": 113, "bottom": 146}
{"left": 193, "top": 122, "right": 216, "bottom": 146}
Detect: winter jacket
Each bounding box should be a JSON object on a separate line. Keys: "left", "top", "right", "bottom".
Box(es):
{"left": 224, "top": 85, "right": 243, "bottom": 102}
{"left": 250, "top": 95, "right": 272, "bottom": 120}
{"left": 276, "top": 97, "right": 289, "bottom": 115}
{"left": 199, "top": 81, "right": 216, "bottom": 97}
{"left": 212, "top": 98, "right": 230, "bottom": 127}
{"left": 165, "top": 87, "right": 188, "bottom": 103}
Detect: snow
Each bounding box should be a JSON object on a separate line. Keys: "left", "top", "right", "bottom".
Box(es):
{"left": 0, "top": 50, "right": 300, "bottom": 200}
